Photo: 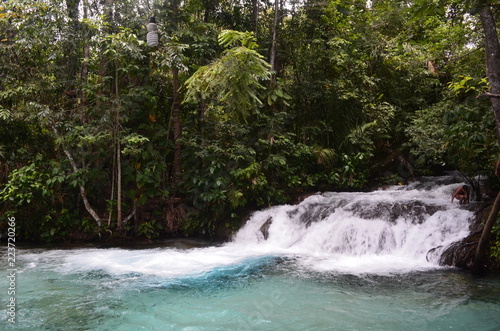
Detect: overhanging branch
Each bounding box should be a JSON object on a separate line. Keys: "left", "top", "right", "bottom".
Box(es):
{"left": 52, "top": 126, "right": 102, "bottom": 227}
{"left": 478, "top": 92, "right": 500, "bottom": 99}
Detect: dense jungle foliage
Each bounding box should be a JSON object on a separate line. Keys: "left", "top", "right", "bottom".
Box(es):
{"left": 0, "top": 0, "right": 499, "bottom": 257}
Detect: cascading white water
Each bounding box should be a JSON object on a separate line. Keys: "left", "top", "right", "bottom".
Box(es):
{"left": 18, "top": 179, "right": 474, "bottom": 279}
{"left": 5, "top": 180, "right": 498, "bottom": 331}
{"left": 229, "top": 180, "right": 474, "bottom": 274}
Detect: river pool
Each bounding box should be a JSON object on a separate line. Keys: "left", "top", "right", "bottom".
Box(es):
{"left": 2, "top": 181, "right": 500, "bottom": 330}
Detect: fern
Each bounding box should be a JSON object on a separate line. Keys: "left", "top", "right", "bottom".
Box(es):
{"left": 184, "top": 31, "right": 272, "bottom": 122}
{"left": 218, "top": 30, "right": 258, "bottom": 50}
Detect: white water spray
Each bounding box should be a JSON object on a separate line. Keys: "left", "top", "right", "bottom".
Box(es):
{"left": 230, "top": 181, "right": 473, "bottom": 274}
{"left": 19, "top": 180, "right": 473, "bottom": 277}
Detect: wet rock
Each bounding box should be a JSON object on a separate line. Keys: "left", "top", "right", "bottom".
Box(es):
{"left": 260, "top": 217, "right": 273, "bottom": 240}
{"left": 439, "top": 202, "right": 490, "bottom": 270}
{"left": 298, "top": 200, "right": 347, "bottom": 227}
{"left": 439, "top": 232, "right": 480, "bottom": 269}
{"left": 297, "top": 199, "right": 445, "bottom": 227}
{"left": 346, "top": 201, "right": 444, "bottom": 224}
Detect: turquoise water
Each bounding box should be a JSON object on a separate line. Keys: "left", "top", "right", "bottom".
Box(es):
{"left": 1, "top": 248, "right": 500, "bottom": 330}
{"left": 2, "top": 182, "right": 500, "bottom": 330}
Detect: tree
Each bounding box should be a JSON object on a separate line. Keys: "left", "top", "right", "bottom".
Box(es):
{"left": 409, "top": 0, "right": 500, "bottom": 273}
{"left": 473, "top": 2, "right": 500, "bottom": 275}
{"left": 2, "top": 0, "right": 499, "bottom": 246}
{"left": 184, "top": 30, "right": 272, "bottom": 121}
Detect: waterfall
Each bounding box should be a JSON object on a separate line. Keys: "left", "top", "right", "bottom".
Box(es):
{"left": 9, "top": 179, "right": 499, "bottom": 331}
{"left": 230, "top": 180, "right": 473, "bottom": 274}
{"left": 22, "top": 179, "right": 474, "bottom": 279}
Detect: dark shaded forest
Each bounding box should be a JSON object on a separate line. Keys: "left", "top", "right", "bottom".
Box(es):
{"left": 0, "top": 0, "right": 499, "bottom": 262}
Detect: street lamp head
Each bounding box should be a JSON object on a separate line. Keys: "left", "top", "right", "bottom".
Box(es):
{"left": 147, "top": 16, "right": 158, "bottom": 47}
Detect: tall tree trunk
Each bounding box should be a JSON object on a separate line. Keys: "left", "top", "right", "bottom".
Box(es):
{"left": 114, "top": 60, "right": 123, "bottom": 230}
{"left": 103, "top": 0, "right": 113, "bottom": 21}
{"left": 65, "top": 0, "right": 80, "bottom": 81}
{"left": 203, "top": 0, "right": 213, "bottom": 23}
{"left": 269, "top": 0, "right": 280, "bottom": 74}
{"left": 97, "top": 0, "right": 114, "bottom": 100}
{"left": 171, "top": 0, "right": 182, "bottom": 186}
{"left": 116, "top": 138, "right": 122, "bottom": 229}
{"left": 473, "top": 4, "right": 500, "bottom": 275}
{"left": 252, "top": 0, "right": 259, "bottom": 36}
{"left": 172, "top": 67, "right": 182, "bottom": 185}
{"left": 473, "top": 191, "right": 500, "bottom": 275}
{"left": 80, "top": 0, "right": 90, "bottom": 111}
{"left": 481, "top": 5, "right": 500, "bottom": 143}
{"left": 108, "top": 146, "right": 116, "bottom": 227}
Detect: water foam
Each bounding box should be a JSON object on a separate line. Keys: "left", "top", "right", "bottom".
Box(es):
{"left": 18, "top": 181, "right": 473, "bottom": 277}
{"left": 229, "top": 182, "right": 473, "bottom": 274}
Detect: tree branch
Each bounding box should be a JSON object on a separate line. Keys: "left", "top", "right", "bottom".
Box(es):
{"left": 446, "top": 45, "right": 483, "bottom": 64}
{"left": 62, "top": 148, "right": 102, "bottom": 227}
{"left": 123, "top": 200, "right": 136, "bottom": 224}
{"left": 52, "top": 127, "right": 101, "bottom": 227}
{"left": 478, "top": 92, "right": 500, "bottom": 99}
